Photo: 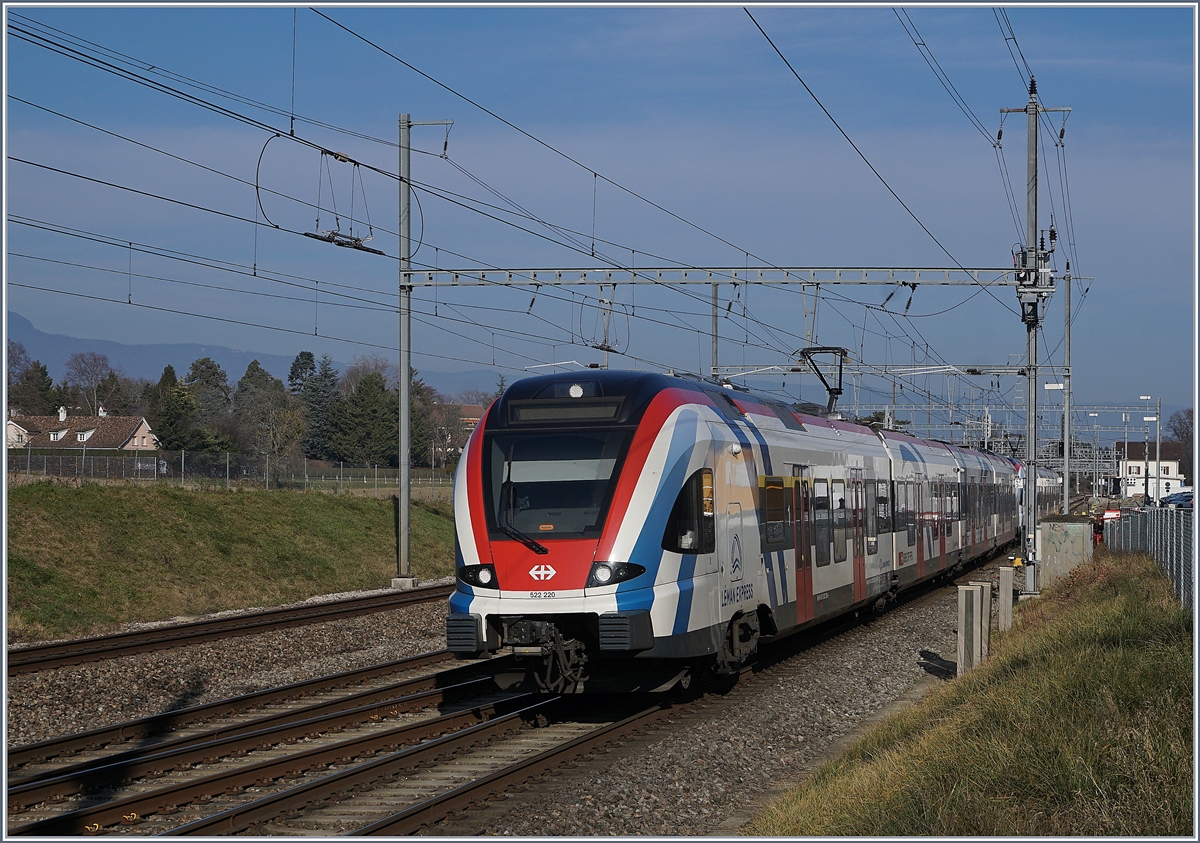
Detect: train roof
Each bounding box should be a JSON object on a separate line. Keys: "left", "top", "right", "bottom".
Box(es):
{"left": 492, "top": 371, "right": 1058, "bottom": 478}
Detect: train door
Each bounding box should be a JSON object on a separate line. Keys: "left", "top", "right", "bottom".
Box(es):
{"left": 718, "top": 501, "right": 748, "bottom": 614}
{"left": 791, "top": 468, "right": 814, "bottom": 623}
{"left": 850, "top": 469, "right": 866, "bottom": 601}
{"left": 937, "top": 480, "right": 947, "bottom": 568}
{"left": 915, "top": 478, "right": 927, "bottom": 577}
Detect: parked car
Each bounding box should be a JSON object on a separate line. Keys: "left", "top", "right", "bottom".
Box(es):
{"left": 1159, "top": 491, "right": 1193, "bottom": 508}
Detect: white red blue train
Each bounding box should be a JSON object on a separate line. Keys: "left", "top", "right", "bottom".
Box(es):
{"left": 446, "top": 370, "right": 1060, "bottom": 692}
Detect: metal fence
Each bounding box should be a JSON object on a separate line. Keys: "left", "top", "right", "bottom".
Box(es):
{"left": 6, "top": 450, "right": 454, "bottom": 499}
{"left": 1105, "top": 507, "right": 1195, "bottom": 610}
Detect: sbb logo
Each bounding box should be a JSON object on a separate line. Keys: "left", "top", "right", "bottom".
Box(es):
{"left": 529, "top": 564, "right": 557, "bottom": 581}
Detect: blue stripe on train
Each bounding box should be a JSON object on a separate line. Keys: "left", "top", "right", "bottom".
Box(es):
{"left": 618, "top": 410, "right": 700, "bottom": 615}
{"left": 672, "top": 555, "right": 698, "bottom": 635}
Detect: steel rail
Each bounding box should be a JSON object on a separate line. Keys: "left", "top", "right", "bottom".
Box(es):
{"left": 7, "top": 650, "right": 459, "bottom": 771}
{"left": 350, "top": 701, "right": 674, "bottom": 835}
{"left": 8, "top": 695, "right": 537, "bottom": 836}
{"left": 8, "top": 674, "right": 499, "bottom": 810}
{"left": 6, "top": 584, "right": 453, "bottom": 675}
{"left": 160, "top": 698, "right": 562, "bottom": 836}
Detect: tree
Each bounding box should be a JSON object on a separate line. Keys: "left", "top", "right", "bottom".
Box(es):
{"left": 184, "top": 357, "right": 232, "bottom": 430}
{"left": 9, "top": 361, "right": 55, "bottom": 416}
{"left": 339, "top": 353, "right": 398, "bottom": 395}
{"left": 300, "top": 355, "right": 340, "bottom": 459}
{"left": 288, "top": 351, "right": 316, "bottom": 395}
{"left": 1165, "top": 408, "right": 1193, "bottom": 484}
{"left": 145, "top": 365, "right": 198, "bottom": 449}
{"left": 232, "top": 360, "right": 305, "bottom": 462}
{"left": 326, "top": 372, "right": 398, "bottom": 465}
{"left": 64, "top": 351, "right": 123, "bottom": 415}
{"left": 7, "top": 340, "right": 30, "bottom": 390}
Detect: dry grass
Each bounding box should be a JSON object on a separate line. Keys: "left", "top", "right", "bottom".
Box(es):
{"left": 748, "top": 548, "right": 1193, "bottom": 837}
{"left": 7, "top": 480, "right": 456, "bottom": 641}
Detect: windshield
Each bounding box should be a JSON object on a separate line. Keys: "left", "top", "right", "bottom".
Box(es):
{"left": 485, "top": 430, "right": 631, "bottom": 538}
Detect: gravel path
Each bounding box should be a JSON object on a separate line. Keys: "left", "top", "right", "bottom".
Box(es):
{"left": 6, "top": 564, "right": 1001, "bottom": 835}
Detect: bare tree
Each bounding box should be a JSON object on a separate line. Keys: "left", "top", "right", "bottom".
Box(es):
{"left": 339, "top": 354, "right": 399, "bottom": 395}
{"left": 1165, "top": 408, "right": 1193, "bottom": 484}
{"left": 64, "top": 351, "right": 123, "bottom": 415}
{"left": 7, "top": 340, "right": 30, "bottom": 389}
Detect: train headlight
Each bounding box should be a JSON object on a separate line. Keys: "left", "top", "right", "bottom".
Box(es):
{"left": 457, "top": 564, "right": 499, "bottom": 589}
{"left": 586, "top": 561, "right": 647, "bottom": 588}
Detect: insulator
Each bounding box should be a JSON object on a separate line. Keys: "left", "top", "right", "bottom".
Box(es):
{"left": 996, "top": 128, "right": 1003, "bottom": 142}
{"left": 1049, "top": 227, "right": 1057, "bottom": 242}
{"left": 1059, "top": 127, "right": 1065, "bottom": 141}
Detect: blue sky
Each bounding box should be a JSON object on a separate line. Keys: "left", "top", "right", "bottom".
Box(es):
{"left": 4, "top": 4, "right": 1195, "bottom": 439}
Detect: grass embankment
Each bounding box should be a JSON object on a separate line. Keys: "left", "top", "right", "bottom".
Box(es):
{"left": 749, "top": 549, "right": 1193, "bottom": 837}
{"left": 6, "top": 481, "right": 456, "bottom": 642}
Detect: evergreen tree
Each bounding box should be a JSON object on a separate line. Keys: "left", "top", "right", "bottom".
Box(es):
{"left": 9, "top": 361, "right": 55, "bottom": 416}
{"left": 288, "top": 351, "right": 316, "bottom": 395}
{"left": 300, "top": 355, "right": 340, "bottom": 459}
{"left": 152, "top": 383, "right": 199, "bottom": 451}
{"left": 326, "top": 372, "right": 398, "bottom": 465}
{"left": 410, "top": 373, "right": 435, "bottom": 468}
{"left": 50, "top": 379, "right": 77, "bottom": 415}
{"left": 184, "top": 357, "right": 232, "bottom": 430}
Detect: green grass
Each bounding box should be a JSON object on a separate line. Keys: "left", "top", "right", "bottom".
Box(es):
{"left": 6, "top": 480, "right": 456, "bottom": 642}
{"left": 747, "top": 548, "right": 1193, "bottom": 837}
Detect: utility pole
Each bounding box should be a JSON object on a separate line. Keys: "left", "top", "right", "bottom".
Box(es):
{"left": 1122, "top": 412, "right": 1129, "bottom": 498}
{"left": 1141, "top": 395, "right": 1152, "bottom": 503}
{"left": 1002, "top": 77, "right": 1069, "bottom": 590}
{"left": 395, "top": 112, "right": 452, "bottom": 590}
{"left": 1155, "top": 397, "right": 1162, "bottom": 503}
{"left": 1062, "top": 263, "right": 1071, "bottom": 513}
{"left": 711, "top": 283, "right": 719, "bottom": 379}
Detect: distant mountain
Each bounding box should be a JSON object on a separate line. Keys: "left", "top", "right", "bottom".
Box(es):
{"left": 6, "top": 312, "right": 505, "bottom": 398}
{"left": 7, "top": 312, "right": 323, "bottom": 384}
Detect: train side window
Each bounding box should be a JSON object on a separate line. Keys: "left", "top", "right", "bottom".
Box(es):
{"left": 865, "top": 480, "right": 877, "bottom": 537}
{"left": 906, "top": 481, "right": 918, "bottom": 546}
{"left": 813, "top": 479, "right": 831, "bottom": 567}
{"left": 662, "top": 468, "right": 716, "bottom": 554}
{"left": 761, "top": 476, "right": 791, "bottom": 549}
{"left": 877, "top": 480, "right": 892, "bottom": 533}
{"left": 832, "top": 479, "right": 848, "bottom": 563}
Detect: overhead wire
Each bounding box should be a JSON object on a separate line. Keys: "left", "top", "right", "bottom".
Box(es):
{"left": 14, "top": 14, "right": 1004, "bottom": 373}
{"left": 12, "top": 9, "right": 1042, "bottom": 401}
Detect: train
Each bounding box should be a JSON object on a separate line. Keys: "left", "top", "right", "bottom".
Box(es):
{"left": 446, "top": 370, "right": 1061, "bottom": 692}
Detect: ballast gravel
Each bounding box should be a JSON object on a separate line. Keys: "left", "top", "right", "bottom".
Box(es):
{"left": 5, "top": 581, "right": 454, "bottom": 748}
{"left": 471, "top": 584, "right": 966, "bottom": 837}
{"left": 6, "top": 565, "right": 1002, "bottom": 835}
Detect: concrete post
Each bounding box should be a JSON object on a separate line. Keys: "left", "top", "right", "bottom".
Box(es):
{"left": 998, "top": 567, "right": 1015, "bottom": 631}
{"left": 957, "top": 585, "right": 983, "bottom": 675}
{"left": 969, "top": 581, "right": 993, "bottom": 657}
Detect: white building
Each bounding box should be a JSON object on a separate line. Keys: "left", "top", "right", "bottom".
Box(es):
{"left": 1116, "top": 441, "right": 1188, "bottom": 502}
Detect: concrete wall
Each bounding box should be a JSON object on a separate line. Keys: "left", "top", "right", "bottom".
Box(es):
{"left": 1038, "top": 515, "right": 1094, "bottom": 586}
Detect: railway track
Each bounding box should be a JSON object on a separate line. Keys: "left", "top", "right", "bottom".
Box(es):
{"left": 6, "top": 584, "right": 454, "bottom": 675}
{"left": 7, "top": 544, "right": 1020, "bottom": 837}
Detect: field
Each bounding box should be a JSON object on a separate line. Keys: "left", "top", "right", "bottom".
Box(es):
{"left": 747, "top": 548, "right": 1193, "bottom": 836}
{"left": 6, "top": 480, "right": 457, "bottom": 642}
